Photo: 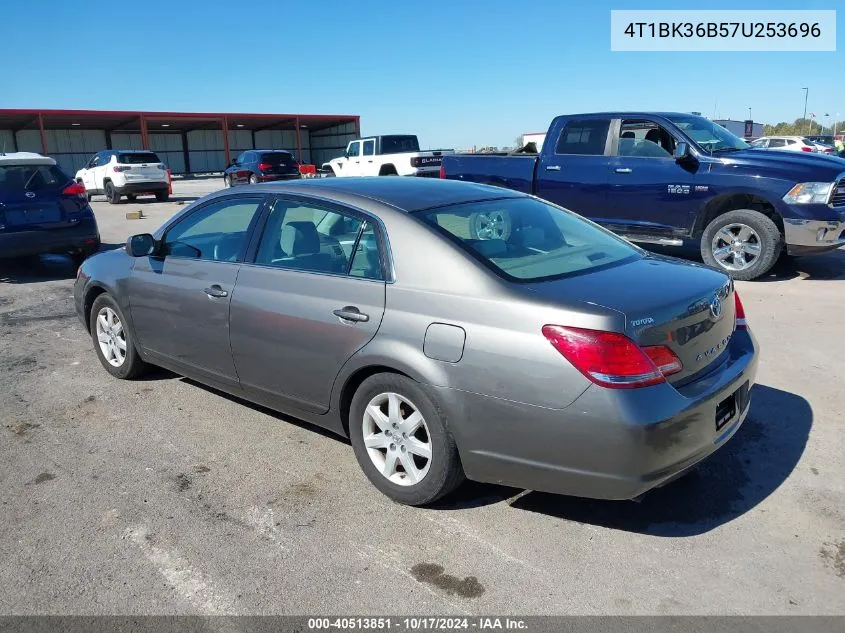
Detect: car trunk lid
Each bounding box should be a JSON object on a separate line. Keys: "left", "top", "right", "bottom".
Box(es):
{"left": 522, "top": 255, "right": 736, "bottom": 384}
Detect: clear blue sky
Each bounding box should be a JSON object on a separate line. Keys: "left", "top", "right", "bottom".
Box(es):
{"left": 1, "top": 0, "right": 841, "bottom": 148}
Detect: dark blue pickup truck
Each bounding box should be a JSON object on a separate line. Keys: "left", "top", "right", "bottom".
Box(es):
{"left": 440, "top": 112, "right": 845, "bottom": 280}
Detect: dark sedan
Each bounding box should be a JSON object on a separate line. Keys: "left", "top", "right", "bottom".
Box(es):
{"left": 223, "top": 150, "right": 301, "bottom": 187}
{"left": 1, "top": 153, "right": 100, "bottom": 264}
{"left": 74, "top": 178, "right": 758, "bottom": 506}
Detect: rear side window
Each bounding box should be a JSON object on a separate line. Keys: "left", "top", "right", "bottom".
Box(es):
{"left": 117, "top": 152, "right": 161, "bottom": 164}
{"left": 417, "top": 197, "right": 640, "bottom": 282}
{"left": 555, "top": 119, "right": 610, "bottom": 155}
{"left": 0, "top": 164, "right": 70, "bottom": 194}
{"left": 363, "top": 140, "right": 375, "bottom": 156}
{"left": 769, "top": 139, "right": 786, "bottom": 147}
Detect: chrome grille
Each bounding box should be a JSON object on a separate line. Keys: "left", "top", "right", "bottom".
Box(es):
{"left": 830, "top": 177, "right": 845, "bottom": 207}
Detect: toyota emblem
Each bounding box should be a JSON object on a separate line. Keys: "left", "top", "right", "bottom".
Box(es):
{"left": 709, "top": 296, "right": 723, "bottom": 319}
{"left": 25, "top": 192, "right": 35, "bottom": 198}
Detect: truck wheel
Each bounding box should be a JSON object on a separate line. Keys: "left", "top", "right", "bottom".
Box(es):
{"left": 700, "top": 209, "right": 782, "bottom": 281}
{"left": 104, "top": 181, "right": 121, "bottom": 204}
{"left": 470, "top": 210, "right": 512, "bottom": 241}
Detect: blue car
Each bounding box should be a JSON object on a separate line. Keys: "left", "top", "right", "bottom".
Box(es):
{"left": 0, "top": 152, "right": 100, "bottom": 265}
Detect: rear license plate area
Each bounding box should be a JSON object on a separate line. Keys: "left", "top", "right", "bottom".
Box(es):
{"left": 5, "top": 207, "right": 61, "bottom": 225}
{"left": 715, "top": 380, "right": 750, "bottom": 431}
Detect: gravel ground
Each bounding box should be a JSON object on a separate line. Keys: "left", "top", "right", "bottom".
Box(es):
{"left": 1, "top": 178, "right": 843, "bottom": 615}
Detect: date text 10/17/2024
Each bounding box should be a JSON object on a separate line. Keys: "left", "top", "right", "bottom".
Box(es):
{"left": 307, "top": 617, "right": 528, "bottom": 630}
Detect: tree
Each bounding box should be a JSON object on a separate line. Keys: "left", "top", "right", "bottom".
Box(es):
{"left": 763, "top": 117, "right": 845, "bottom": 137}
{"left": 514, "top": 135, "right": 524, "bottom": 149}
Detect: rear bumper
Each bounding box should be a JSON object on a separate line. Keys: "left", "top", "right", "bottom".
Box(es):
{"left": 115, "top": 181, "right": 169, "bottom": 194}
{"left": 258, "top": 173, "right": 301, "bottom": 182}
{"left": 783, "top": 217, "right": 845, "bottom": 255}
{"left": 443, "top": 328, "right": 759, "bottom": 500}
{"left": 0, "top": 220, "right": 100, "bottom": 258}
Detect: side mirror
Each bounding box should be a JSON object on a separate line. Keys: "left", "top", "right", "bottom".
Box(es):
{"left": 673, "top": 142, "right": 690, "bottom": 161}
{"left": 126, "top": 233, "right": 156, "bottom": 257}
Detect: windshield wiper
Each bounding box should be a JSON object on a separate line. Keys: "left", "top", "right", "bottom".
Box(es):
{"left": 711, "top": 147, "right": 743, "bottom": 154}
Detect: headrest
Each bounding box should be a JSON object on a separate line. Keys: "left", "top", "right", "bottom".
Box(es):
{"left": 281, "top": 221, "right": 320, "bottom": 256}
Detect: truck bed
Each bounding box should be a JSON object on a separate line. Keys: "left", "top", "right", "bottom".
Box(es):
{"left": 439, "top": 154, "right": 538, "bottom": 194}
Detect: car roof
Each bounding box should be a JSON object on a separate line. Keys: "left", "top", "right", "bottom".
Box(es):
{"left": 241, "top": 177, "right": 524, "bottom": 213}
{"left": 0, "top": 152, "right": 56, "bottom": 166}
{"left": 252, "top": 149, "right": 293, "bottom": 153}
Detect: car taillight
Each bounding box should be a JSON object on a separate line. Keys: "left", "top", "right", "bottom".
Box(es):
{"left": 801, "top": 146, "right": 813, "bottom": 152}
{"left": 62, "top": 183, "right": 87, "bottom": 198}
{"left": 439, "top": 164, "right": 446, "bottom": 179}
{"left": 258, "top": 162, "right": 272, "bottom": 171}
{"left": 541, "top": 325, "right": 682, "bottom": 389}
{"left": 114, "top": 165, "right": 132, "bottom": 172}
{"left": 734, "top": 292, "right": 747, "bottom": 329}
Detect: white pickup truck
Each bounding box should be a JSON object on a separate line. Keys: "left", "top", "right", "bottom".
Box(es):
{"left": 322, "top": 135, "right": 452, "bottom": 178}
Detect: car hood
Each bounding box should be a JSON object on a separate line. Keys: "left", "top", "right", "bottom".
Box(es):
{"left": 714, "top": 148, "right": 845, "bottom": 182}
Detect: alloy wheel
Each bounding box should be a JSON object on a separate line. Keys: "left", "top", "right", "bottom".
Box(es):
{"left": 95, "top": 307, "right": 127, "bottom": 367}
{"left": 711, "top": 223, "right": 762, "bottom": 271}
{"left": 362, "top": 392, "right": 432, "bottom": 486}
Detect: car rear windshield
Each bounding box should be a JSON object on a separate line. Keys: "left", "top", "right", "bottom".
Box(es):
{"left": 117, "top": 152, "right": 161, "bottom": 164}
{"left": 0, "top": 164, "right": 71, "bottom": 196}
{"left": 416, "top": 197, "right": 641, "bottom": 282}
{"left": 260, "top": 152, "right": 294, "bottom": 164}
{"left": 380, "top": 136, "right": 420, "bottom": 154}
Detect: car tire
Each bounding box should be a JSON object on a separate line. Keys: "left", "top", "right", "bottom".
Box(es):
{"left": 104, "top": 181, "right": 121, "bottom": 204}
{"left": 155, "top": 190, "right": 169, "bottom": 202}
{"left": 249, "top": 174, "right": 259, "bottom": 184}
{"left": 469, "top": 209, "right": 512, "bottom": 241}
{"left": 89, "top": 293, "right": 148, "bottom": 380}
{"left": 349, "top": 373, "right": 464, "bottom": 506}
{"left": 700, "top": 209, "right": 782, "bottom": 281}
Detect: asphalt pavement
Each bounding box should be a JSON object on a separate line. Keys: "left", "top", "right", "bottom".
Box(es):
{"left": 1, "top": 178, "right": 843, "bottom": 615}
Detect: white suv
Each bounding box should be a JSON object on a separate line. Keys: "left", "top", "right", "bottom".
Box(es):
{"left": 748, "top": 136, "right": 819, "bottom": 153}
{"left": 75, "top": 150, "right": 169, "bottom": 204}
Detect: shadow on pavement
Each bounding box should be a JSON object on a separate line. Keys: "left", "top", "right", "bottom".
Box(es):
{"left": 0, "top": 244, "right": 124, "bottom": 284}
{"left": 509, "top": 384, "right": 811, "bottom": 536}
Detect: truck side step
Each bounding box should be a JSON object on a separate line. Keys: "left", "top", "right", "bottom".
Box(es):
{"left": 625, "top": 235, "right": 684, "bottom": 247}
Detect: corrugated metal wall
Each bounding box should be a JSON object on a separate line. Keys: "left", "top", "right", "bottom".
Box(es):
{"left": 1, "top": 120, "right": 356, "bottom": 175}
{"left": 7, "top": 129, "right": 106, "bottom": 175}
{"left": 310, "top": 122, "right": 357, "bottom": 167}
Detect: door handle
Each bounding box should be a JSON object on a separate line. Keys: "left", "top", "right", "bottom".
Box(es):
{"left": 203, "top": 285, "right": 228, "bottom": 298}
{"left": 333, "top": 306, "right": 369, "bottom": 323}
{"left": 545, "top": 165, "right": 561, "bottom": 171}
{"left": 615, "top": 168, "right": 633, "bottom": 174}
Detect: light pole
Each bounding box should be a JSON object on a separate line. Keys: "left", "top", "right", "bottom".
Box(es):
{"left": 802, "top": 88, "right": 809, "bottom": 134}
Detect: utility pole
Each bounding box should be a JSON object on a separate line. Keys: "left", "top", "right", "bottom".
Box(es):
{"left": 748, "top": 107, "right": 752, "bottom": 120}
{"left": 802, "top": 88, "right": 809, "bottom": 134}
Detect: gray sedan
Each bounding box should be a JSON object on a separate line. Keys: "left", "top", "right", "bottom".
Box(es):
{"left": 74, "top": 178, "right": 759, "bottom": 506}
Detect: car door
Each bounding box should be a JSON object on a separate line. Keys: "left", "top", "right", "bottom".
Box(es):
{"left": 128, "top": 194, "right": 267, "bottom": 388}
{"left": 360, "top": 138, "right": 377, "bottom": 176}
{"left": 603, "top": 117, "right": 703, "bottom": 238}
{"left": 81, "top": 154, "right": 99, "bottom": 192}
{"left": 93, "top": 152, "right": 112, "bottom": 191}
{"left": 534, "top": 117, "right": 612, "bottom": 221}
{"left": 345, "top": 141, "right": 363, "bottom": 176}
{"left": 229, "top": 195, "right": 387, "bottom": 414}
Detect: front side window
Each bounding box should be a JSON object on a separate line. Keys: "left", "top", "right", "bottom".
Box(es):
{"left": 164, "top": 196, "right": 263, "bottom": 262}
{"left": 416, "top": 197, "right": 640, "bottom": 282}
{"left": 254, "top": 199, "right": 382, "bottom": 279}
{"left": 617, "top": 119, "right": 675, "bottom": 158}
{"left": 665, "top": 114, "right": 749, "bottom": 153}
{"left": 555, "top": 119, "right": 610, "bottom": 156}
{"left": 347, "top": 142, "right": 361, "bottom": 157}
{"left": 769, "top": 139, "right": 786, "bottom": 148}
